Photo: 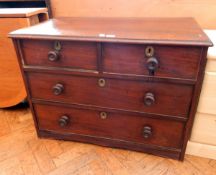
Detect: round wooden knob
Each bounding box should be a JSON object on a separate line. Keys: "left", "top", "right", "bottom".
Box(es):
{"left": 58, "top": 115, "right": 69, "bottom": 127}
{"left": 143, "top": 126, "right": 152, "bottom": 139}
{"left": 146, "top": 57, "right": 159, "bottom": 75}
{"left": 48, "top": 51, "right": 59, "bottom": 61}
{"left": 144, "top": 92, "right": 155, "bottom": 106}
{"left": 52, "top": 83, "right": 64, "bottom": 95}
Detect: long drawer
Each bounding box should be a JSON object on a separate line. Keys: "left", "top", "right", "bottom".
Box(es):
{"left": 34, "top": 103, "right": 184, "bottom": 149}
{"left": 27, "top": 72, "right": 193, "bottom": 117}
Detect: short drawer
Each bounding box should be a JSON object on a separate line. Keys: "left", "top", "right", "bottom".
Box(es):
{"left": 102, "top": 43, "right": 201, "bottom": 79}
{"left": 21, "top": 39, "right": 97, "bottom": 70}
{"left": 27, "top": 72, "right": 193, "bottom": 117}
{"left": 34, "top": 103, "right": 184, "bottom": 149}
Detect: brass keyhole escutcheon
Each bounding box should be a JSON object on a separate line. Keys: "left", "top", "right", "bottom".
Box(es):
{"left": 145, "top": 46, "right": 154, "bottom": 57}
{"left": 54, "top": 41, "right": 61, "bottom": 51}
{"left": 100, "top": 112, "right": 107, "bottom": 119}
{"left": 98, "top": 78, "right": 106, "bottom": 87}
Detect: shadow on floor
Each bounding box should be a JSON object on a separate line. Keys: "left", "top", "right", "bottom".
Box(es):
{"left": 3, "top": 100, "right": 29, "bottom": 110}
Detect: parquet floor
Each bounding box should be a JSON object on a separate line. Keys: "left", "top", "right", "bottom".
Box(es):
{"left": 0, "top": 106, "right": 216, "bottom": 175}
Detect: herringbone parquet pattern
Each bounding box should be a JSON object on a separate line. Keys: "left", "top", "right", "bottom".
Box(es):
{"left": 0, "top": 107, "right": 215, "bottom": 175}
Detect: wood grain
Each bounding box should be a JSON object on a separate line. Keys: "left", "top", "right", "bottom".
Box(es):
{"left": 9, "top": 17, "right": 212, "bottom": 46}
{"left": 10, "top": 17, "right": 211, "bottom": 160}
{"left": 27, "top": 72, "right": 193, "bottom": 117}
{"left": 21, "top": 39, "right": 98, "bottom": 70}
{"left": 0, "top": 106, "right": 215, "bottom": 174}
{"left": 50, "top": 0, "right": 216, "bottom": 29}
{"left": 103, "top": 43, "right": 202, "bottom": 79}
{"left": 28, "top": 138, "right": 56, "bottom": 174}
{"left": 34, "top": 103, "right": 185, "bottom": 149}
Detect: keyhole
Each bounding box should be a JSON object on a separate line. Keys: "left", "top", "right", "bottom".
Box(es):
{"left": 54, "top": 41, "right": 61, "bottom": 51}
{"left": 98, "top": 78, "right": 106, "bottom": 87}
{"left": 145, "top": 46, "right": 154, "bottom": 57}
{"left": 100, "top": 112, "right": 107, "bottom": 119}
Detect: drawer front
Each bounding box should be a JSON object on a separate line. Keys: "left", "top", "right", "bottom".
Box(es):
{"left": 103, "top": 43, "right": 201, "bottom": 79}
{"left": 21, "top": 39, "right": 97, "bottom": 70}
{"left": 28, "top": 73, "right": 193, "bottom": 117}
{"left": 34, "top": 103, "right": 184, "bottom": 148}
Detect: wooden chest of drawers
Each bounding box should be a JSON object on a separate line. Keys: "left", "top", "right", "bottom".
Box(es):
{"left": 10, "top": 17, "right": 212, "bottom": 160}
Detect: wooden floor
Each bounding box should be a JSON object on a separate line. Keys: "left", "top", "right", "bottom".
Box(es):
{"left": 0, "top": 106, "right": 216, "bottom": 175}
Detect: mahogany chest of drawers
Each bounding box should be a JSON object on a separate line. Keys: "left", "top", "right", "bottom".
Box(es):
{"left": 10, "top": 17, "right": 212, "bottom": 160}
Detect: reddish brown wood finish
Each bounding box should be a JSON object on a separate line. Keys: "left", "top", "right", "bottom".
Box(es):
{"left": 10, "top": 17, "right": 212, "bottom": 160}
{"left": 9, "top": 17, "right": 212, "bottom": 46}
{"left": 39, "top": 130, "right": 181, "bottom": 159}
{"left": 34, "top": 103, "right": 184, "bottom": 149}
{"left": 21, "top": 39, "right": 202, "bottom": 80}
{"left": 27, "top": 72, "right": 193, "bottom": 118}
{"left": 103, "top": 43, "right": 202, "bottom": 79}
{"left": 180, "top": 48, "right": 208, "bottom": 160}
{"left": 21, "top": 39, "right": 97, "bottom": 70}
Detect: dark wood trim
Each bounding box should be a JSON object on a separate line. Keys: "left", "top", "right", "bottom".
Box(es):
{"left": 179, "top": 47, "right": 208, "bottom": 160}
{"left": 31, "top": 99, "right": 188, "bottom": 122}
{"left": 22, "top": 66, "right": 196, "bottom": 85}
{"left": 96, "top": 42, "right": 102, "bottom": 73}
{"left": 12, "top": 39, "right": 40, "bottom": 137}
{"left": 9, "top": 34, "right": 213, "bottom": 46}
{"left": 39, "top": 129, "right": 181, "bottom": 160}
{"left": 44, "top": 0, "right": 52, "bottom": 17}
{"left": 9, "top": 18, "right": 213, "bottom": 46}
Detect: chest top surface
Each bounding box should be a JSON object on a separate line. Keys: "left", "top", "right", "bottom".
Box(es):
{"left": 9, "top": 17, "right": 212, "bottom": 46}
